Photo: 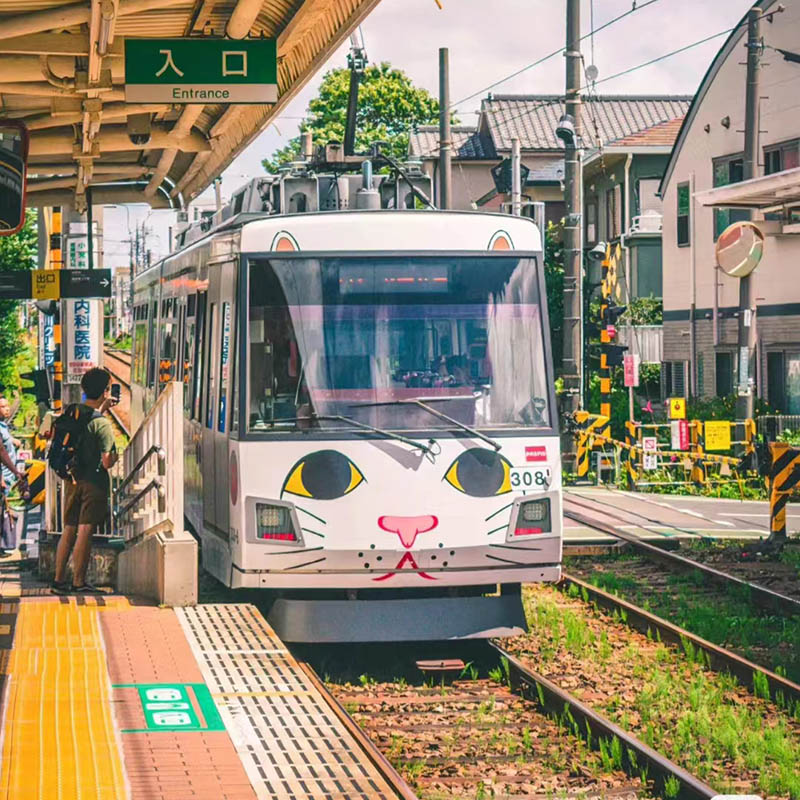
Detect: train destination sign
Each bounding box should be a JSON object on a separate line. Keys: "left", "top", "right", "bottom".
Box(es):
{"left": 0, "top": 269, "right": 111, "bottom": 300}
{"left": 125, "top": 38, "right": 278, "bottom": 104}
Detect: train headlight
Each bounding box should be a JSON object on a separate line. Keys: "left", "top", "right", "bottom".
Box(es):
{"left": 512, "top": 498, "right": 551, "bottom": 536}
{"left": 256, "top": 503, "right": 297, "bottom": 541}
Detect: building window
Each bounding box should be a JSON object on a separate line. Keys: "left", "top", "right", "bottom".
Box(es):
{"left": 677, "top": 182, "right": 690, "bottom": 247}
{"left": 637, "top": 178, "right": 662, "bottom": 216}
{"left": 764, "top": 139, "right": 800, "bottom": 176}
{"left": 768, "top": 351, "right": 800, "bottom": 413}
{"left": 663, "top": 361, "right": 686, "bottom": 398}
{"left": 605, "top": 187, "right": 617, "bottom": 239}
{"left": 715, "top": 351, "right": 734, "bottom": 396}
{"left": 767, "top": 352, "right": 786, "bottom": 411}
{"left": 586, "top": 199, "right": 598, "bottom": 244}
{"left": 712, "top": 154, "right": 749, "bottom": 239}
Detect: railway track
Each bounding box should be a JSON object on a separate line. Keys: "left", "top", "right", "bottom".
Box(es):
{"left": 102, "top": 347, "right": 131, "bottom": 437}
{"left": 563, "top": 492, "right": 800, "bottom": 616}
{"left": 315, "top": 642, "right": 714, "bottom": 800}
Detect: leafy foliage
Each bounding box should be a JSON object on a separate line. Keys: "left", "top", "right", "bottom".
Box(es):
{"left": 0, "top": 210, "right": 37, "bottom": 391}
{"left": 264, "top": 63, "right": 442, "bottom": 171}
{"left": 620, "top": 295, "right": 662, "bottom": 326}
{"left": 543, "top": 220, "right": 564, "bottom": 369}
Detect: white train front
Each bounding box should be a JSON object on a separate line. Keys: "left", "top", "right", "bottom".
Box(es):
{"left": 132, "top": 205, "right": 562, "bottom": 641}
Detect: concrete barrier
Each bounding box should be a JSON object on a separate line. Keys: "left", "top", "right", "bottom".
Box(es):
{"left": 116, "top": 529, "right": 198, "bottom": 606}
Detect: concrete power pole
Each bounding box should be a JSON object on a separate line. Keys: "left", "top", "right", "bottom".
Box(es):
{"left": 438, "top": 47, "right": 452, "bottom": 210}
{"left": 737, "top": 6, "right": 761, "bottom": 420}
{"left": 561, "top": 0, "right": 583, "bottom": 450}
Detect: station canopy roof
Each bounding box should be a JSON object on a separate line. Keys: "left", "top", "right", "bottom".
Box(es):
{"left": 695, "top": 166, "right": 800, "bottom": 211}
{"left": 0, "top": 0, "right": 380, "bottom": 211}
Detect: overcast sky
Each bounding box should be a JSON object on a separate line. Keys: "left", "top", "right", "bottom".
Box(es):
{"left": 104, "top": 0, "right": 754, "bottom": 266}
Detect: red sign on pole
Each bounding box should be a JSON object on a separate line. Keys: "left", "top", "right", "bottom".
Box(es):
{"left": 671, "top": 419, "right": 690, "bottom": 451}
{"left": 623, "top": 354, "right": 640, "bottom": 388}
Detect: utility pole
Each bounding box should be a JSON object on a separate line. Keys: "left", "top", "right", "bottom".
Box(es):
{"left": 438, "top": 47, "right": 452, "bottom": 210}
{"left": 561, "top": 0, "right": 584, "bottom": 453}
{"left": 737, "top": 5, "right": 761, "bottom": 419}
{"left": 511, "top": 137, "right": 521, "bottom": 216}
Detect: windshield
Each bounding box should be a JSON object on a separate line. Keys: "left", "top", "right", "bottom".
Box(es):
{"left": 247, "top": 256, "right": 551, "bottom": 432}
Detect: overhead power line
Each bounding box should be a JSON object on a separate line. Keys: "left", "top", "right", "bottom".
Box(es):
{"left": 450, "top": 0, "right": 661, "bottom": 110}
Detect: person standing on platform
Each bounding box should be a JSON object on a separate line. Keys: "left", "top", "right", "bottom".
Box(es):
{"left": 0, "top": 397, "right": 26, "bottom": 557}
{"left": 51, "top": 368, "right": 118, "bottom": 594}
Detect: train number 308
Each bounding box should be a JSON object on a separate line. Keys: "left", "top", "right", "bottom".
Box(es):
{"left": 509, "top": 467, "right": 552, "bottom": 489}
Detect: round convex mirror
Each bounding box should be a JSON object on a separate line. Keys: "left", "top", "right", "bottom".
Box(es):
{"left": 715, "top": 220, "right": 764, "bottom": 278}
{"left": 0, "top": 120, "right": 28, "bottom": 236}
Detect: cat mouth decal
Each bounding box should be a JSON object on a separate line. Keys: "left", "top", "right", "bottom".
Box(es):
{"left": 374, "top": 515, "right": 439, "bottom": 581}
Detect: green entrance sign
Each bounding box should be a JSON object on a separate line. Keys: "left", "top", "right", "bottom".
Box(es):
{"left": 114, "top": 683, "right": 225, "bottom": 733}
{"left": 124, "top": 38, "right": 278, "bottom": 104}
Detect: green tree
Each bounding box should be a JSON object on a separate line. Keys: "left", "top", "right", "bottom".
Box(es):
{"left": 263, "top": 62, "right": 442, "bottom": 171}
{"left": 543, "top": 220, "right": 564, "bottom": 370}
{"left": 0, "top": 209, "right": 37, "bottom": 390}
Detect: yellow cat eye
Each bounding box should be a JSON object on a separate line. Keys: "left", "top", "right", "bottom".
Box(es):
{"left": 282, "top": 450, "right": 365, "bottom": 500}
{"left": 443, "top": 449, "right": 511, "bottom": 497}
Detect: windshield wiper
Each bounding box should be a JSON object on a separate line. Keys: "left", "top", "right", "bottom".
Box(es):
{"left": 269, "top": 414, "right": 436, "bottom": 456}
{"left": 349, "top": 399, "right": 501, "bottom": 451}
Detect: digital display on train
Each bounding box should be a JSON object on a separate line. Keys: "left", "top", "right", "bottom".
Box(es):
{"left": 338, "top": 263, "right": 450, "bottom": 294}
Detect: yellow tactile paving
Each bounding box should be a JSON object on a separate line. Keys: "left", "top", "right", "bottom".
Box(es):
{"left": 0, "top": 599, "right": 129, "bottom": 800}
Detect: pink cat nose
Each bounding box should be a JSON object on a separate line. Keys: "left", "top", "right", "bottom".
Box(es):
{"left": 378, "top": 515, "right": 438, "bottom": 549}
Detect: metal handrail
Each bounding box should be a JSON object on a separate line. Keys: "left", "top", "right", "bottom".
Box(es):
{"left": 115, "top": 445, "right": 166, "bottom": 496}
{"left": 114, "top": 479, "right": 166, "bottom": 521}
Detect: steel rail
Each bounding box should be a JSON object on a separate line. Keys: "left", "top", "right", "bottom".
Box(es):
{"left": 297, "top": 662, "right": 420, "bottom": 800}
{"left": 490, "top": 643, "right": 717, "bottom": 800}
{"left": 564, "top": 496, "right": 800, "bottom": 616}
{"left": 560, "top": 572, "right": 800, "bottom": 707}
{"left": 108, "top": 405, "right": 130, "bottom": 439}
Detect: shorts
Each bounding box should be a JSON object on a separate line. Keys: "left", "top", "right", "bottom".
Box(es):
{"left": 63, "top": 480, "right": 109, "bottom": 527}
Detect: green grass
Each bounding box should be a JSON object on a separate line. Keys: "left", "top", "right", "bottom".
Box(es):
{"left": 579, "top": 563, "right": 800, "bottom": 683}
{"left": 520, "top": 588, "right": 800, "bottom": 799}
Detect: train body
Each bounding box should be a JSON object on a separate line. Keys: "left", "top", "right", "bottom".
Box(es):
{"left": 131, "top": 197, "right": 562, "bottom": 641}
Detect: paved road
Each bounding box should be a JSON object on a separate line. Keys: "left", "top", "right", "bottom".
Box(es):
{"left": 562, "top": 486, "right": 800, "bottom": 543}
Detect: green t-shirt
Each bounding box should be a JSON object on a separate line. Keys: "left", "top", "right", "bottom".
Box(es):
{"left": 74, "top": 408, "right": 115, "bottom": 489}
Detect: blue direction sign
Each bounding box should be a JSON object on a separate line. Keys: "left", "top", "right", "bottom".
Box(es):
{"left": 125, "top": 38, "right": 278, "bottom": 104}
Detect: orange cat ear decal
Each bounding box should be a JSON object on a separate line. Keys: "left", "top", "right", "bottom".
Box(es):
{"left": 271, "top": 231, "right": 300, "bottom": 251}
{"left": 488, "top": 230, "right": 513, "bottom": 250}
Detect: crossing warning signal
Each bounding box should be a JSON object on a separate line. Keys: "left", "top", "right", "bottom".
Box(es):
{"left": 600, "top": 343, "right": 629, "bottom": 368}
{"left": 20, "top": 369, "right": 51, "bottom": 404}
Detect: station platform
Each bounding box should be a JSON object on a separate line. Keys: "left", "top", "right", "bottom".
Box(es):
{"left": 0, "top": 558, "right": 404, "bottom": 800}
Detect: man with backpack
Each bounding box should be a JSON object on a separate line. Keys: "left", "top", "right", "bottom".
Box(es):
{"left": 50, "top": 368, "right": 118, "bottom": 594}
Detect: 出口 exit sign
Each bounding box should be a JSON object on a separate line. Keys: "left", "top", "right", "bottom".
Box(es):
{"left": 124, "top": 38, "right": 278, "bottom": 104}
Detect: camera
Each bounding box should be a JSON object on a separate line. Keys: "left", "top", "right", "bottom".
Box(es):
{"left": 127, "top": 113, "right": 151, "bottom": 146}
{"left": 110, "top": 383, "right": 121, "bottom": 404}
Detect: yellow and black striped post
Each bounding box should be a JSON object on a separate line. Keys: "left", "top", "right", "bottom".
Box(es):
{"left": 768, "top": 442, "right": 800, "bottom": 544}
{"left": 49, "top": 206, "right": 63, "bottom": 412}
{"left": 574, "top": 411, "right": 611, "bottom": 478}
{"left": 624, "top": 419, "right": 639, "bottom": 490}
{"left": 689, "top": 419, "right": 707, "bottom": 488}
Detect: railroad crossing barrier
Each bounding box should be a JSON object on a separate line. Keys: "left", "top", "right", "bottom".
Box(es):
{"left": 573, "top": 413, "right": 756, "bottom": 491}
{"left": 115, "top": 380, "right": 196, "bottom": 605}
{"left": 768, "top": 442, "right": 800, "bottom": 544}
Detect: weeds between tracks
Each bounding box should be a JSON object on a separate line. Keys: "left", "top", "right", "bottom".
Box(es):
{"left": 503, "top": 585, "right": 800, "bottom": 799}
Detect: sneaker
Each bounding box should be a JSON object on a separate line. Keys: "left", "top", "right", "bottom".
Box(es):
{"left": 70, "top": 582, "right": 104, "bottom": 594}
{"left": 51, "top": 580, "right": 70, "bottom": 595}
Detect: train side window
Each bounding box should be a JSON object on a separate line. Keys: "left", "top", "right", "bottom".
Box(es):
{"left": 133, "top": 316, "right": 147, "bottom": 385}
{"left": 183, "top": 320, "right": 195, "bottom": 414}
{"left": 217, "top": 302, "right": 232, "bottom": 432}
{"left": 147, "top": 300, "right": 158, "bottom": 387}
{"left": 160, "top": 320, "right": 176, "bottom": 386}
{"left": 205, "top": 303, "right": 217, "bottom": 429}
{"left": 192, "top": 292, "right": 207, "bottom": 422}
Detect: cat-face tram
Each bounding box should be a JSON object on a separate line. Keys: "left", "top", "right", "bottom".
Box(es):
{"left": 131, "top": 170, "right": 562, "bottom": 642}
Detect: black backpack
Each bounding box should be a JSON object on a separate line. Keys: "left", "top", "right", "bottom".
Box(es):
{"left": 47, "top": 404, "right": 100, "bottom": 481}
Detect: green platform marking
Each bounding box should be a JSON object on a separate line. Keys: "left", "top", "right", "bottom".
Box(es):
{"left": 113, "top": 683, "right": 224, "bottom": 733}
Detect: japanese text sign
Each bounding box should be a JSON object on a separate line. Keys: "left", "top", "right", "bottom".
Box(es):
{"left": 704, "top": 421, "right": 732, "bottom": 451}
{"left": 623, "top": 354, "right": 640, "bottom": 388}
{"left": 125, "top": 38, "right": 278, "bottom": 104}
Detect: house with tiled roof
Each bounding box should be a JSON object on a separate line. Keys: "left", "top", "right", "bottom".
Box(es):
{"left": 409, "top": 94, "right": 690, "bottom": 300}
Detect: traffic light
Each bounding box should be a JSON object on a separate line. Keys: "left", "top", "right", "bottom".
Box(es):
{"left": 20, "top": 369, "right": 51, "bottom": 405}
{"left": 601, "top": 344, "right": 629, "bottom": 368}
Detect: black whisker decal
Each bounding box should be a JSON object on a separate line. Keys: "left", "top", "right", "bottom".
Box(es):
{"left": 301, "top": 528, "right": 326, "bottom": 538}
{"left": 486, "top": 524, "right": 508, "bottom": 536}
{"left": 489, "top": 543, "right": 542, "bottom": 551}
{"left": 485, "top": 553, "right": 528, "bottom": 566}
{"left": 263, "top": 546, "right": 325, "bottom": 556}
{"left": 284, "top": 557, "right": 327, "bottom": 570}
{"left": 295, "top": 506, "right": 327, "bottom": 524}
{"left": 485, "top": 502, "right": 514, "bottom": 522}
